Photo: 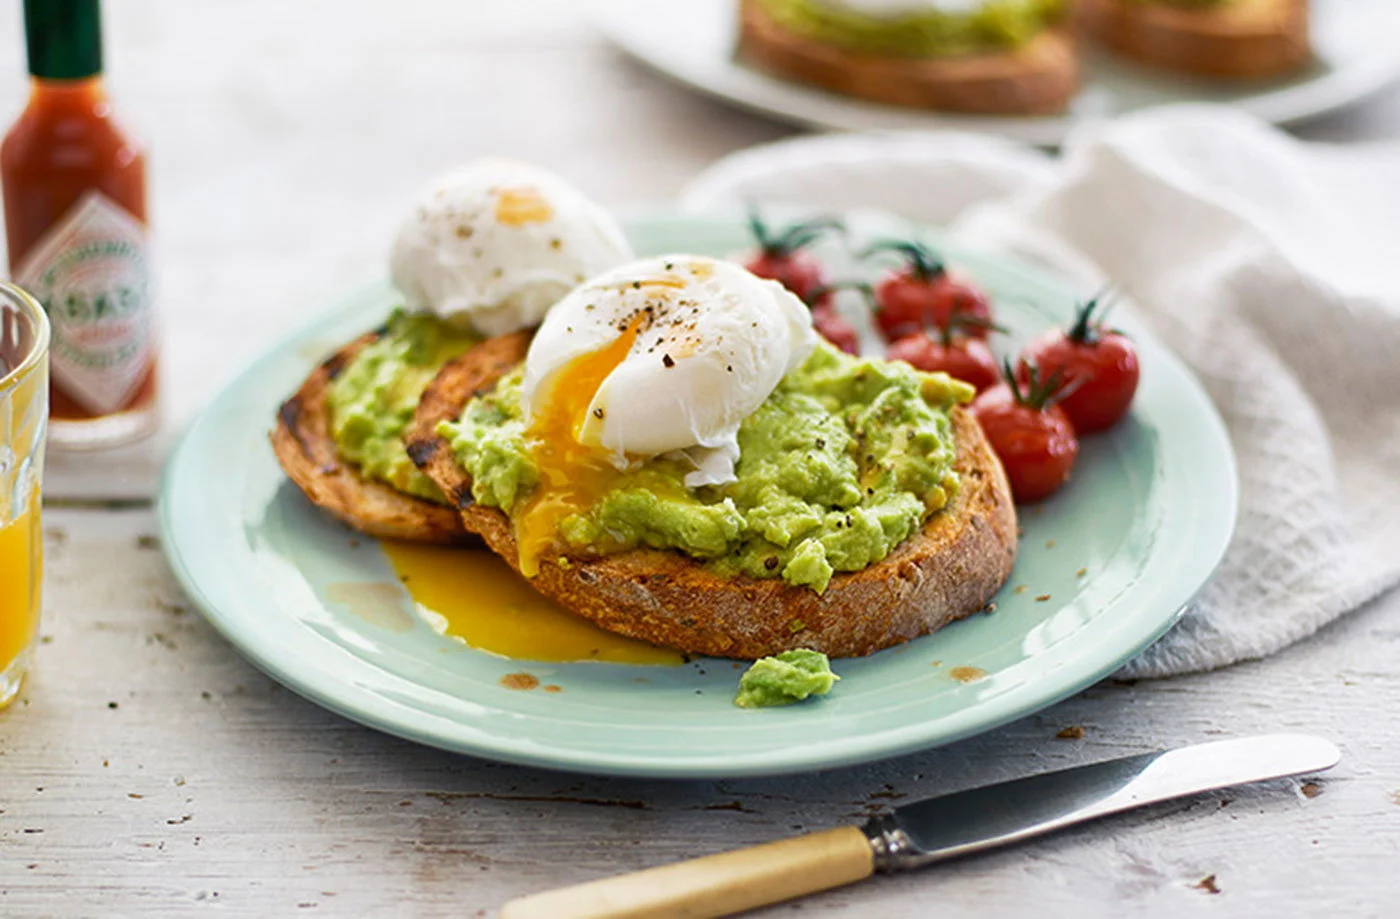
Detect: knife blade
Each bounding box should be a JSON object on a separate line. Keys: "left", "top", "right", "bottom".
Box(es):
{"left": 500, "top": 733, "right": 1340, "bottom": 919}
{"left": 863, "top": 732, "right": 1340, "bottom": 870}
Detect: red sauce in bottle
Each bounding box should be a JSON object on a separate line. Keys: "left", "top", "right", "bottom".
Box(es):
{"left": 2, "top": 0, "right": 156, "bottom": 447}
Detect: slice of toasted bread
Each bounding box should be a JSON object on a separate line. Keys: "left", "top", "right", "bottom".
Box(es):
{"left": 270, "top": 333, "right": 472, "bottom": 545}
{"left": 399, "top": 329, "right": 535, "bottom": 512}
{"left": 736, "top": 0, "right": 1079, "bottom": 115}
{"left": 1079, "top": 0, "right": 1310, "bottom": 80}
{"left": 405, "top": 335, "right": 1018, "bottom": 659}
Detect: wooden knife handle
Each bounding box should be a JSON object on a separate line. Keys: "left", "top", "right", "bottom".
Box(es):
{"left": 499, "top": 825, "right": 875, "bottom": 919}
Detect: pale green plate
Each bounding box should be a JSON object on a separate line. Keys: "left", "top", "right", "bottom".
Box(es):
{"left": 159, "top": 214, "right": 1237, "bottom": 778}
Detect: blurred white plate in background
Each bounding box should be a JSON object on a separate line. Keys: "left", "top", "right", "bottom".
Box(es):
{"left": 590, "top": 0, "right": 1400, "bottom": 145}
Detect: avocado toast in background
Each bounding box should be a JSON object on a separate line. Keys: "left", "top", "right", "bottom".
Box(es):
{"left": 406, "top": 254, "right": 1017, "bottom": 660}
{"left": 736, "top": 0, "right": 1079, "bottom": 115}
{"left": 271, "top": 159, "right": 633, "bottom": 542}
{"left": 1078, "top": 0, "right": 1310, "bottom": 81}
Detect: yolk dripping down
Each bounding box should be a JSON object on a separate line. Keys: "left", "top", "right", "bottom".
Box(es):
{"left": 513, "top": 314, "right": 645, "bottom": 576}
{"left": 380, "top": 540, "right": 683, "bottom": 665}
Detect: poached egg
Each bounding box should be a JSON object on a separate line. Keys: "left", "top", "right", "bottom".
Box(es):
{"left": 389, "top": 159, "right": 633, "bottom": 336}
{"left": 511, "top": 254, "right": 816, "bottom": 574}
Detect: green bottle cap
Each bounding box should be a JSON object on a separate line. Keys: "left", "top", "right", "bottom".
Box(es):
{"left": 23, "top": 0, "right": 103, "bottom": 81}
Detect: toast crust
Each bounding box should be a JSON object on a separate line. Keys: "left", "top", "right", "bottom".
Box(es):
{"left": 1078, "top": 0, "right": 1310, "bottom": 80}
{"left": 405, "top": 336, "right": 1018, "bottom": 659}
{"left": 736, "top": 0, "right": 1080, "bottom": 114}
{"left": 270, "top": 334, "right": 472, "bottom": 545}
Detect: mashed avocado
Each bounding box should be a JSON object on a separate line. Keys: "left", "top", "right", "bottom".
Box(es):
{"left": 735, "top": 649, "right": 839, "bottom": 708}
{"left": 757, "top": 0, "right": 1066, "bottom": 57}
{"left": 328, "top": 310, "right": 479, "bottom": 502}
{"left": 441, "top": 341, "right": 973, "bottom": 592}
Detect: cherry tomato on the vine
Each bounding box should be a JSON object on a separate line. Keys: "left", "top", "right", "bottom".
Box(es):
{"left": 811, "top": 303, "right": 860, "bottom": 355}
{"left": 886, "top": 312, "right": 1003, "bottom": 392}
{"left": 1017, "top": 293, "right": 1139, "bottom": 435}
{"left": 973, "top": 362, "right": 1079, "bottom": 504}
{"left": 742, "top": 209, "right": 843, "bottom": 307}
{"left": 864, "top": 240, "right": 994, "bottom": 342}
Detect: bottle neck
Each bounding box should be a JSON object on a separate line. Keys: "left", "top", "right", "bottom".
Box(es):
{"left": 24, "top": 76, "right": 109, "bottom": 117}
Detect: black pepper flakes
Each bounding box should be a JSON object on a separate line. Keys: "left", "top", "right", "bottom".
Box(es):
{"left": 662, "top": 354, "right": 675, "bottom": 368}
{"left": 763, "top": 557, "right": 779, "bottom": 571}
{"left": 592, "top": 408, "right": 604, "bottom": 419}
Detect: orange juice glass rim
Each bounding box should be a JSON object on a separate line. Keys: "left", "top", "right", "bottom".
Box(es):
{"left": 0, "top": 282, "right": 49, "bottom": 394}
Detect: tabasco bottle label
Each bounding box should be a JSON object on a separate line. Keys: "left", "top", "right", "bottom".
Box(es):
{"left": 15, "top": 190, "right": 152, "bottom": 416}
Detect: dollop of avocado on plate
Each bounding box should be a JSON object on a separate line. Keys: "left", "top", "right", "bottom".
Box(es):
{"left": 735, "top": 649, "right": 840, "bottom": 708}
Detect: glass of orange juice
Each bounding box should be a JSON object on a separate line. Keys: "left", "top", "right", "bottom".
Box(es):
{"left": 1, "top": 281, "right": 47, "bottom": 709}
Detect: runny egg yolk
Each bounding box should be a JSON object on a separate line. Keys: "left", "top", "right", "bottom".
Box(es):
{"left": 514, "top": 314, "right": 645, "bottom": 576}
{"left": 380, "top": 541, "right": 683, "bottom": 665}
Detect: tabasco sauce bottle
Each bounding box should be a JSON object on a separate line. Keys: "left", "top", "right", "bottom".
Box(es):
{"left": 2, "top": 0, "right": 156, "bottom": 448}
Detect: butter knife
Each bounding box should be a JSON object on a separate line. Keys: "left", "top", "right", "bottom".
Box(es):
{"left": 500, "top": 733, "right": 1339, "bottom": 919}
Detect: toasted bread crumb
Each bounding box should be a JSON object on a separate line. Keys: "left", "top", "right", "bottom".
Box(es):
{"left": 1035, "top": 594, "right": 1051, "bottom": 602}
{"left": 1193, "top": 875, "right": 1221, "bottom": 895}
{"left": 1056, "top": 726, "right": 1085, "bottom": 740}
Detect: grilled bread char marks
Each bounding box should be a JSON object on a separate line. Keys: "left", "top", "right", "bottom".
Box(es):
{"left": 736, "top": 0, "right": 1080, "bottom": 115}
{"left": 403, "top": 329, "right": 535, "bottom": 512}
{"left": 1078, "top": 0, "right": 1310, "bottom": 80}
{"left": 270, "top": 333, "right": 471, "bottom": 545}
{"left": 407, "top": 335, "right": 1018, "bottom": 660}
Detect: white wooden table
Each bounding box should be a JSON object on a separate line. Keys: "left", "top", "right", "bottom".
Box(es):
{"left": 3, "top": 3, "right": 1399, "bottom": 915}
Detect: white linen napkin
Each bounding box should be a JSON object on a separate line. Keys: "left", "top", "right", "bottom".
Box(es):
{"left": 680, "top": 105, "right": 1400, "bottom": 678}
